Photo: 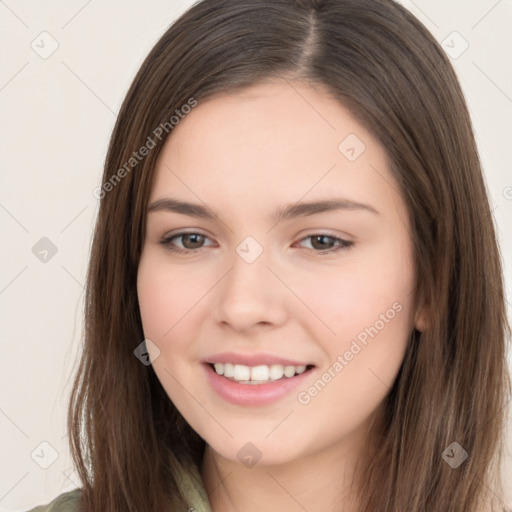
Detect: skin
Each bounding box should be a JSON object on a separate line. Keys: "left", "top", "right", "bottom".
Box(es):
{"left": 137, "top": 79, "right": 427, "bottom": 511}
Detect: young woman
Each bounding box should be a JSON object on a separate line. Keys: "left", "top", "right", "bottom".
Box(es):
{"left": 28, "top": 0, "right": 511, "bottom": 511}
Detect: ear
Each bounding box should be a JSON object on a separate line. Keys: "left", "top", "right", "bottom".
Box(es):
{"left": 414, "top": 303, "right": 429, "bottom": 332}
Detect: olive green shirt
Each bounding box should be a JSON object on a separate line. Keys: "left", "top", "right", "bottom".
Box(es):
{"left": 26, "top": 464, "right": 212, "bottom": 512}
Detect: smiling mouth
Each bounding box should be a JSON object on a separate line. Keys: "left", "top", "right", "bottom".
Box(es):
{"left": 208, "top": 362, "right": 315, "bottom": 385}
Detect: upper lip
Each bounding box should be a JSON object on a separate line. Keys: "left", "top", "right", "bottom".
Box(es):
{"left": 204, "top": 352, "right": 313, "bottom": 367}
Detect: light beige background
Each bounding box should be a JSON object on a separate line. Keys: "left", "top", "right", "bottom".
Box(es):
{"left": 0, "top": 1, "right": 511, "bottom": 510}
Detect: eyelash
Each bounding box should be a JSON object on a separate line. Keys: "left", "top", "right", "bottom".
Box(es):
{"left": 158, "top": 231, "right": 354, "bottom": 255}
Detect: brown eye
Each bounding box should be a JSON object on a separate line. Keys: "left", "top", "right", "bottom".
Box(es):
{"left": 178, "top": 233, "right": 206, "bottom": 249}
{"left": 310, "top": 235, "right": 337, "bottom": 251}
{"left": 296, "top": 234, "right": 354, "bottom": 254}
{"left": 159, "top": 232, "right": 214, "bottom": 253}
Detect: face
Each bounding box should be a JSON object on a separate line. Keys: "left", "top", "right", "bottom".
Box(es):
{"left": 137, "top": 79, "right": 424, "bottom": 467}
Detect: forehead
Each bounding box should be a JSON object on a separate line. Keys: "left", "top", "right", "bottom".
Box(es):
{"left": 159, "top": 79, "right": 378, "bottom": 173}
{"left": 150, "top": 80, "right": 406, "bottom": 226}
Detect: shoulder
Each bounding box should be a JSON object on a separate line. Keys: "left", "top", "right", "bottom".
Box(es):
{"left": 25, "top": 489, "right": 82, "bottom": 512}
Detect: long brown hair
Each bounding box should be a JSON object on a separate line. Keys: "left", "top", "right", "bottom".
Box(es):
{"left": 68, "top": 0, "right": 511, "bottom": 510}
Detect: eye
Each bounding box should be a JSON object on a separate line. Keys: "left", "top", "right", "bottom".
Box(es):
{"left": 159, "top": 231, "right": 215, "bottom": 253}
{"left": 294, "top": 233, "right": 354, "bottom": 254}
{"left": 158, "top": 231, "right": 354, "bottom": 255}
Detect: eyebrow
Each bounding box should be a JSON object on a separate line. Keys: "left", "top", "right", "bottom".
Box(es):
{"left": 147, "top": 196, "right": 379, "bottom": 222}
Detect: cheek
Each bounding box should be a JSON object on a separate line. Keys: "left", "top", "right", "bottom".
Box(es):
{"left": 295, "top": 239, "right": 416, "bottom": 345}
{"left": 336, "top": 248, "right": 415, "bottom": 376}
{"left": 137, "top": 274, "right": 176, "bottom": 341}
{"left": 290, "top": 265, "right": 414, "bottom": 453}
{"left": 292, "top": 235, "right": 416, "bottom": 415}
{"left": 137, "top": 254, "right": 208, "bottom": 412}
{"left": 137, "top": 253, "right": 208, "bottom": 342}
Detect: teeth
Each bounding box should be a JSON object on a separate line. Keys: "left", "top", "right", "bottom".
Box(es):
{"left": 284, "top": 365, "right": 296, "bottom": 378}
{"left": 269, "top": 364, "right": 283, "bottom": 380}
{"left": 211, "top": 363, "right": 309, "bottom": 383}
{"left": 233, "top": 364, "right": 250, "bottom": 381}
{"left": 223, "top": 363, "right": 235, "bottom": 378}
{"left": 251, "top": 365, "right": 269, "bottom": 380}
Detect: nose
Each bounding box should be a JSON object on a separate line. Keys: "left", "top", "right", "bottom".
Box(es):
{"left": 212, "top": 248, "right": 288, "bottom": 333}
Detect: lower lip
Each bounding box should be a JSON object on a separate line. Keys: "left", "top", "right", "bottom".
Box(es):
{"left": 203, "top": 363, "right": 314, "bottom": 406}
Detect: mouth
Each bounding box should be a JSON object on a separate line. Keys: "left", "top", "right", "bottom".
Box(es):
{"left": 202, "top": 360, "right": 316, "bottom": 406}
{"left": 207, "top": 362, "right": 315, "bottom": 385}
